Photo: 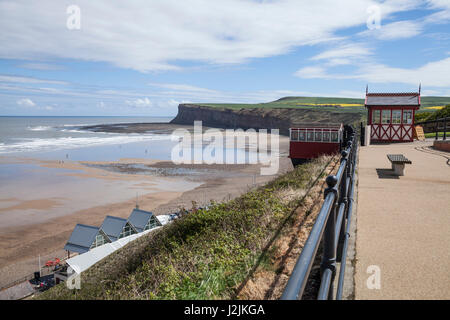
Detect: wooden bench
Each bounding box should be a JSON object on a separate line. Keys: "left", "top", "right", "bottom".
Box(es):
{"left": 387, "top": 154, "right": 412, "bottom": 176}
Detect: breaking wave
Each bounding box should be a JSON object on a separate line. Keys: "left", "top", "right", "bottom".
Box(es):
{"left": 0, "top": 134, "right": 173, "bottom": 154}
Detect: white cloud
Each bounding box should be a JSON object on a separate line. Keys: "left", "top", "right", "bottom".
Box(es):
{"left": 18, "top": 62, "right": 63, "bottom": 70}
{"left": 356, "top": 58, "right": 450, "bottom": 87}
{"left": 0, "top": 74, "right": 67, "bottom": 85}
{"left": 166, "top": 99, "right": 189, "bottom": 107}
{"left": 422, "top": 89, "right": 440, "bottom": 95}
{"left": 148, "top": 82, "right": 217, "bottom": 93}
{"left": 295, "top": 66, "right": 328, "bottom": 79}
{"left": 125, "top": 97, "right": 152, "bottom": 108}
{"left": 0, "top": 0, "right": 422, "bottom": 72}
{"left": 426, "top": 0, "right": 450, "bottom": 11}
{"left": 16, "top": 98, "right": 36, "bottom": 107}
{"left": 295, "top": 57, "right": 450, "bottom": 87}
{"left": 359, "top": 20, "right": 423, "bottom": 40}
{"left": 311, "top": 43, "right": 372, "bottom": 61}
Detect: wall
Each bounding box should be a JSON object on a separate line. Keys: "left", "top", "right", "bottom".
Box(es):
{"left": 433, "top": 140, "right": 450, "bottom": 152}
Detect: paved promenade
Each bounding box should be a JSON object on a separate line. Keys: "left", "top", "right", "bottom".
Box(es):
{"left": 354, "top": 140, "right": 450, "bottom": 299}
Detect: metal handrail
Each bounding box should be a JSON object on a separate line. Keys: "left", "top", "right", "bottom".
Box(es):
{"left": 281, "top": 133, "right": 358, "bottom": 300}
{"left": 336, "top": 143, "right": 358, "bottom": 299}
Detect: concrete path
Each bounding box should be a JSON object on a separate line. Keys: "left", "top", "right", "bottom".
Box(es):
{"left": 0, "top": 281, "right": 34, "bottom": 300}
{"left": 354, "top": 140, "right": 450, "bottom": 299}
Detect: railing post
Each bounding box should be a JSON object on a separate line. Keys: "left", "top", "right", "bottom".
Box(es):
{"left": 337, "top": 149, "right": 350, "bottom": 263}
{"left": 435, "top": 119, "right": 439, "bottom": 140}
{"left": 444, "top": 119, "right": 447, "bottom": 141}
{"left": 321, "top": 175, "right": 338, "bottom": 299}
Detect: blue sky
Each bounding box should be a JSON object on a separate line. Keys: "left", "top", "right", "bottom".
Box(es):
{"left": 0, "top": 0, "right": 449, "bottom": 116}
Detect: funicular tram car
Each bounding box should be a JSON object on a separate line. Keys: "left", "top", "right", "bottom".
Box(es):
{"left": 289, "top": 123, "right": 346, "bottom": 166}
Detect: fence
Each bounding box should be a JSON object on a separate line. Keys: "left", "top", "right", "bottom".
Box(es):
{"left": 416, "top": 117, "right": 450, "bottom": 140}
{"left": 0, "top": 265, "right": 58, "bottom": 292}
{"left": 281, "top": 133, "right": 358, "bottom": 300}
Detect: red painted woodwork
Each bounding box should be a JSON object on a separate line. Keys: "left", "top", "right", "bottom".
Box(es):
{"left": 288, "top": 125, "right": 343, "bottom": 161}
{"left": 365, "top": 90, "right": 420, "bottom": 142}
{"left": 368, "top": 107, "right": 417, "bottom": 142}
{"left": 289, "top": 141, "right": 340, "bottom": 159}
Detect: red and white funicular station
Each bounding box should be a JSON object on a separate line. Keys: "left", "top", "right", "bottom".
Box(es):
{"left": 366, "top": 87, "right": 421, "bottom": 142}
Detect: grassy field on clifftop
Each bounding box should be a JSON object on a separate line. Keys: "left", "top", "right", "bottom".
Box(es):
{"left": 38, "top": 157, "right": 332, "bottom": 300}
{"left": 197, "top": 96, "right": 450, "bottom": 112}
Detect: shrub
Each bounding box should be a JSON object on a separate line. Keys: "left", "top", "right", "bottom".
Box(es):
{"left": 38, "top": 157, "right": 331, "bottom": 300}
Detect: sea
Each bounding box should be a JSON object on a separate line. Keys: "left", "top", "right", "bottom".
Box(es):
{"left": 0, "top": 116, "right": 176, "bottom": 161}
{"left": 0, "top": 116, "right": 268, "bottom": 228}
{"left": 0, "top": 116, "right": 208, "bottom": 228}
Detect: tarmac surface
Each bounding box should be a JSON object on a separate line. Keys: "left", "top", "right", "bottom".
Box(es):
{"left": 354, "top": 140, "right": 450, "bottom": 299}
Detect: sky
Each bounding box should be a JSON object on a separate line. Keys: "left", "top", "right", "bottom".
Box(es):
{"left": 0, "top": 0, "right": 449, "bottom": 116}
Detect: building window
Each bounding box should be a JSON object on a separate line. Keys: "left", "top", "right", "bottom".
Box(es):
{"left": 119, "top": 223, "right": 135, "bottom": 239}
{"left": 298, "top": 130, "right": 306, "bottom": 141}
{"left": 403, "top": 110, "right": 413, "bottom": 124}
{"left": 382, "top": 110, "right": 391, "bottom": 124}
{"left": 145, "top": 216, "right": 160, "bottom": 230}
{"left": 331, "top": 131, "right": 339, "bottom": 142}
{"left": 372, "top": 110, "right": 381, "bottom": 124}
{"left": 392, "top": 110, "right": 401, "bottom": 124}
{"left": 315, "top": 131, "right": 322, "bottom": 142}
{"left": 290, "top": 130, "right": 298, "bottom": 141}
{"left": 91, "top": 233, "right": 107, "bottom": 249}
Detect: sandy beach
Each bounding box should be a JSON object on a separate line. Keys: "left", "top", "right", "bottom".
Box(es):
{"left": 0, "top": 126, "right": 291, "bottom": 289}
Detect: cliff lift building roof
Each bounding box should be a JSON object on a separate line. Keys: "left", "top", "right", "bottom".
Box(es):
{"left": 127, "top": 207, "right": 162, "bottom": 233}
{"left": 365, "top": 93, "right": 420, "bottom": 106}
{"left": 63, "top": 224, "right": 111, "bottom": 254}
{"left": 365, "top": 85, "right": 421, "bottom": 107}
{"left": 100, "top": 215, "right": 138, "bottom": 242}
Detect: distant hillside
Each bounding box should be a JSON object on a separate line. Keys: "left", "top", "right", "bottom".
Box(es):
{"left": 171, "top": 96, "right": 449, "bottom": 133}
{"left": 197, "top": 96, "right": 450, "bottom": 111}
{"left": 171, "top": 104, "right": 364, "bottom": 136}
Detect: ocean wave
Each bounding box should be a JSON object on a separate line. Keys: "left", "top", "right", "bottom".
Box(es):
{"left": 0, "top": 134, "right": 173, "bottom": 154}
{"left": 62, "top": 124, "right": 91, "bottom": 127}
{"left": 27, "top": 125, "right": 53, "bottom": 131}
{"left": 59, "top": 128, "right": 91, "bottom": 134}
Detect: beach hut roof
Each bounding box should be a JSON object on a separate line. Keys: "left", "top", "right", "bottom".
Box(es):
{"left": 100, "top": 215, "right": 134, "bottom": 241}
{"left": 127, "top": 208, "right": 156, "bottom": 233}
{"left": 64, "top": 224, "right": 105, "bottom": 254}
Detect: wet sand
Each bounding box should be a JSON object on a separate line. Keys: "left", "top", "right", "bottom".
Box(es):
{"left": 80, "top": 122, "right": 193, "bottom": 134}
{"left": 0, "top": 134, "right": 291, "bottom": 289}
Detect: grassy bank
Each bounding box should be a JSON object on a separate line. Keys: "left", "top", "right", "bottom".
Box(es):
{"left": 197, "top": 96, "right": 450, "bottom": 112}
{"left": 424, "top": 132, "right": 450, "bottom": 138}
{"left": 38, "top": 157, "right": 333, "bottom": 300}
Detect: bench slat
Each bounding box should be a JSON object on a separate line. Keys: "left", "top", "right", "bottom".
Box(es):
{"left": 387, "top": 154, "right": 412, "bottom": 164}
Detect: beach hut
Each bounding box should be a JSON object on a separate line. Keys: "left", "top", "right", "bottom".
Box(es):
{"left": 127, "top": 207, "right": 162, "bottom": 233}
{"left": 64, "top": 224, "right": 111, "bottom": 255}
{"left": 100, "top": 215, "right": 138, "bottom": 242}
{"left": 365, "top": 86, "right": 421, "bottom": 142}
